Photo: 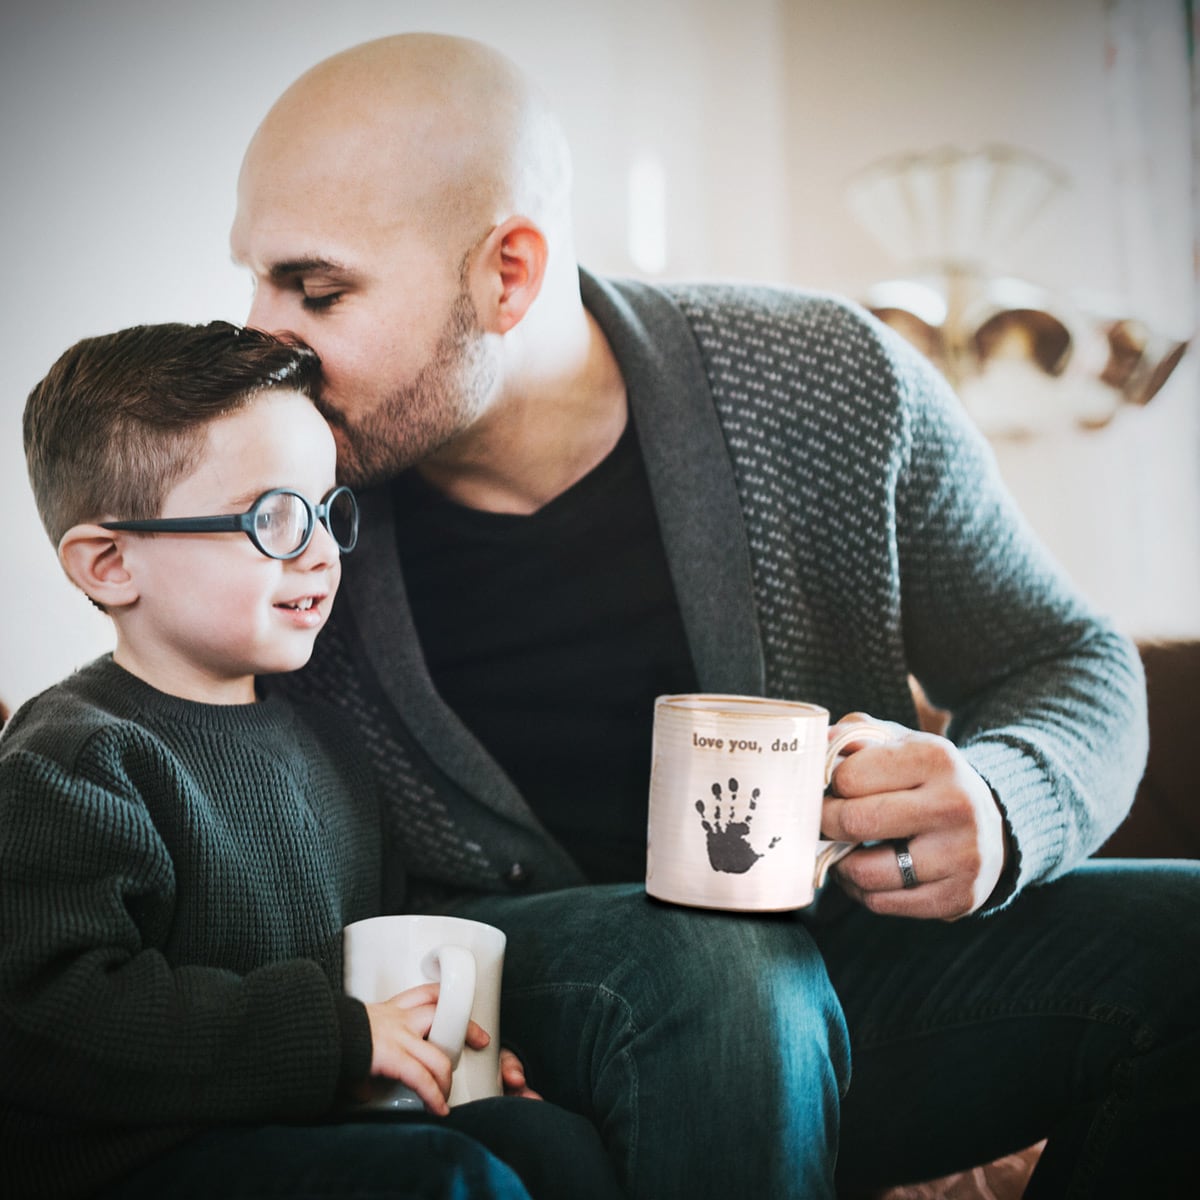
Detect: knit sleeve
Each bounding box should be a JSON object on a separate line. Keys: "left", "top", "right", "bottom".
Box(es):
{"left": 887, "top": 326, "right": 1148, "bottom": 900}
{"left": 0, "top": 737, "right": 371, "bottom": 1125}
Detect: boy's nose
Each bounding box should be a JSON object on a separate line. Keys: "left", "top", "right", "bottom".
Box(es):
{"left": 297, "top": 519, "right": 340, "bottom": 570}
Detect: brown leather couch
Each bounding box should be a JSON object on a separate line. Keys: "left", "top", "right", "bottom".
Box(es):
{"left": 1097, "top": 639, "right": 1200, "bottom": 860}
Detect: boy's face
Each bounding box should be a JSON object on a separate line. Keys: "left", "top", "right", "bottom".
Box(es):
{"left": 112, "top": 390, "right": 343, "bottom": 703}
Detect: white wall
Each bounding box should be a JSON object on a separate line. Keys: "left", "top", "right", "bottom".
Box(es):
{"left": 776, "top": 0, "right": 1199, "bottom": 640}
{"left": 2, "top": 0, "right": 1196, "bottom": 711}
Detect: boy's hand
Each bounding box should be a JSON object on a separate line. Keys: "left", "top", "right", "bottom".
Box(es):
{"left": 364, "top": 982, "right": 492, "bottom": 1116}
{"left": 499, "top": 1047, "right": 543, "bottom": 1099}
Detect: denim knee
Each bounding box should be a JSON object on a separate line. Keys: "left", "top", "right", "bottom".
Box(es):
{"left": 589, "top": 900, "right": 852, "bottom": 1097}
{"left": 475, "top": 886, "right": 851, "bottom": 1090}
{"left": 458, "top": 885, "right": 849, "bottom": 1199}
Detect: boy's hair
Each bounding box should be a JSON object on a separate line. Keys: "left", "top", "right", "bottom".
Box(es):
{"left": 23, "top": 321, "right": 321, "bottom": 547}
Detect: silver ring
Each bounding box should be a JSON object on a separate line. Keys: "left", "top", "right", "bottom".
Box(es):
{"left": 895, "top": 840, "right": 919, "bottom": 889}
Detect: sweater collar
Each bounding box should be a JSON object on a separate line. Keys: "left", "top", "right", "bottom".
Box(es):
{"left": 76, "top": 655, "right": 295, "bottom": 735}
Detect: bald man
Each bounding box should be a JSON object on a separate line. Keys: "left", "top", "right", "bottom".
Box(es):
{"left": 233, "top": 34, "right": 1200, "bottom": 1200}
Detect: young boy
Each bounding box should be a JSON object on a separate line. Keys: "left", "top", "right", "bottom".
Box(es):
{"left": 2, "top": 322, "right": 620, "bottom": 1200}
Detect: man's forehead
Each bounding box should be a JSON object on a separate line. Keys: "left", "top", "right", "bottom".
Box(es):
{"left": 231, "top": 145, "right": 417, "bottom": 268}
{"left": 230, "top": 158, "right": 367, "bottom": 268}
{"left": 230, "top": 213, "right": 379, "bottom": 277}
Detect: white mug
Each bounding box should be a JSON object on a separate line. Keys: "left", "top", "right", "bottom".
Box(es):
{"left": 342, "top": 914, "right": 506, "bottom": 1109}
{"left": 646, "top": 694, "right": 890, "bottom": 911}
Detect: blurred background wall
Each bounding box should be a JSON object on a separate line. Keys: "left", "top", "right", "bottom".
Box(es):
{"left": 2, "top": 0, "right": 1195, "bottom": 710}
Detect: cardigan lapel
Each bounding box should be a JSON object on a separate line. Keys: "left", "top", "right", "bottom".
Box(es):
{"left": 338, "top": 486, "right": 539, "bottom": 825}
{"left": 580, "top": 270, "right": 765, "bottom": 696}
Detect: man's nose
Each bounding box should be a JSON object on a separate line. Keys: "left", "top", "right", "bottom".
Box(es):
{"left": 246, "top": 287, "right": 288, "bottom": 335}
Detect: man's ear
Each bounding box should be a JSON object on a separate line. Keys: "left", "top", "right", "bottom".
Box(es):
{"left": 474, "top": 216, "right": 549, "bottom": 335}
{"left": 58, "top": 525, "right": 139, "bottom": 610}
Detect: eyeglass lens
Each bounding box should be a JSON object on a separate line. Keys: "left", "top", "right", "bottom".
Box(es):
{"left": 252, "top": 489, "right": 358, "bottom": 557}
{"left": 254, "top": 492, "right": 312, "bottom": 557}
{"left": 324, "top": 488, "right": 357, "bottom": 551}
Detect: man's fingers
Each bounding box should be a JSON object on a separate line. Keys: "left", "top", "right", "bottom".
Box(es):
{"left": 834, "top": 830, "right": 989, "bottom": 920}
{"left": 822, "top": 790, "right": 929, "bottom": 843}
{"left": 834, "top": 867, "right": 975, "bottom": 921}
{"left": 835, "top": 839, "right": 940, "bottom": 892}
{"left": 829, "top": 732, "right": 957, "bottom": 798}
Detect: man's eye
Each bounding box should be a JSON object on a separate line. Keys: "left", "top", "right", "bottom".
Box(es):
{"left": 302, "top": 291, "right": 342, "bottom": 311}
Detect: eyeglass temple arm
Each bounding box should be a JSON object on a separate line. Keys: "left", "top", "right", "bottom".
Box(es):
{"left": 99, "top": 514, "right": 252, "bottom": 534}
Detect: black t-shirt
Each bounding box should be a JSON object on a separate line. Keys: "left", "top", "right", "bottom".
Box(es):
{"left": 392, "top": 420, "right": 698, "bottom": 882}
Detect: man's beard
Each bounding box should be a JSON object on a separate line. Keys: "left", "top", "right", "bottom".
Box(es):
{"left": 324, "top": 288, "right": 496, "bottom": 489}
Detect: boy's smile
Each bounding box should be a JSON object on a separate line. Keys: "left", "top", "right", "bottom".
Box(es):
{"left": 108, "top": 390, "right": 344, "bottom": 703}
{"left": 274, "top": 589, "right": 331, "bottom": 626}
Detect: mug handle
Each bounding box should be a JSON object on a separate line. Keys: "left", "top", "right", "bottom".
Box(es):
{"left": 421, "top": 944, "right": 477, "bottom": 1069}
{"left": 812, "top": 723, "right": 893, "bottom": 889}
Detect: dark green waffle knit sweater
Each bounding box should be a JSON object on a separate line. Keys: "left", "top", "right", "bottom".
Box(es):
{"left": 0, "top": 656, "right": 382, "bottom": 1198}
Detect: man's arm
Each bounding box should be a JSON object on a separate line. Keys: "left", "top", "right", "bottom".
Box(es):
{"left": 824, "top": 323, "right": 1147, "bottom": 917}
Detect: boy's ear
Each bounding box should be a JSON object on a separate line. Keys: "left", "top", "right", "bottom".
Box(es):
{"left": 473, "top": 215, "right": 549, "bottom": 335}
{"left": 58, "top": 525, "right": 139, "bottom": 609}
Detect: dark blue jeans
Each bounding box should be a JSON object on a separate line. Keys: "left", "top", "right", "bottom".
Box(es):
{"left": 451, "top": 859, "right": 1200, "bottom": 1200}
{"left": 101, "top": 1097, "right": 624, "bottom": 1200}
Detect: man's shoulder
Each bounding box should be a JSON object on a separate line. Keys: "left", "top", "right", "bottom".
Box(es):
{"left": 586, "top": 269, "right": 875, "bottom": 333}
{"left": 595, "top": 273, "right": 900, "bottom": 383}
{"left": 599, "top": 273, "right": 872, "bottom": 341}
{"left": 661, "top": 278, "right": 869, "bottom": 323}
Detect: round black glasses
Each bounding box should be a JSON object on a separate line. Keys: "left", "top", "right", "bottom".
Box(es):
{"left": 100, "top": 485, "right": 359, "bottom": 561}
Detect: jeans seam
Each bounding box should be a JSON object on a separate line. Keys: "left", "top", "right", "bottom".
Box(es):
{"left": 850, "top": 997, "right": 1143, "bottom": 1054}
{"left": 1067, "top": 1042, "right": 1150, "bottom": 1200}
{"left": 503, "top": 981, "right": 641, "bottom": 1185}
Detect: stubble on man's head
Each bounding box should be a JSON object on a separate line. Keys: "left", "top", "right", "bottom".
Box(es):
{"left": 235, "top": 34, "right": 571, "bottom": 490}
{"left": 244, "top": 33, "right": 572, "bottom": 254}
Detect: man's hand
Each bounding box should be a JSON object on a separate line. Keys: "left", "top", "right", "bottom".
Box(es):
{"left": 499, "top": 1047, "right": 543, "bottom": 1099}
{"left": 364, "top": 982, "right": 493, "bottom": 1116}
{"left": 822, "top": 715, "right": 1009, "bottom": 920}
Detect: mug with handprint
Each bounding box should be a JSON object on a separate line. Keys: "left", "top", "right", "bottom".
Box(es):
{"left": 645, "top": 694, "right": 889, "bottom": 911}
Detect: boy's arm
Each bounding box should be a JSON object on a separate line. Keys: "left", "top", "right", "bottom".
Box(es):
{"left": 0, "top": 748, "right": 372, "bottom": 1124}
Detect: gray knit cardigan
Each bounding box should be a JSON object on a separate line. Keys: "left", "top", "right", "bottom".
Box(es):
{"left": 277, "top": 269, "right": 1148, "bottom": 908}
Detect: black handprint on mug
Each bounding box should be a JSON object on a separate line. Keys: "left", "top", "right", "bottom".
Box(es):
{"left": 695, "top": 778, "right": 781, "bottom": 874}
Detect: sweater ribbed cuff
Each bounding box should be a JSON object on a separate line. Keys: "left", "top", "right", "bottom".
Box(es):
{"left": 962, "top": 738, "right": 1069, "bottom": 906}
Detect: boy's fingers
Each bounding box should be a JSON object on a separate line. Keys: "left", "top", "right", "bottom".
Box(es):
{"left": 387, "top": 982, "right": 440, "bottom": 1009}
{"left": 397, "top": 1064, "right": 450, "bottom": 1116}
{"left": 465, "top": 1019, "right": 491, "bottom": 1050}
{"left": 499, "top": 1048, "right": 527, "bottom": 1087}
{"left": 390, "top": 1034, "right": 454, "bottom": 1106}
{"left": 499, "top": 1048, "right": 543, "bottom": 1099}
